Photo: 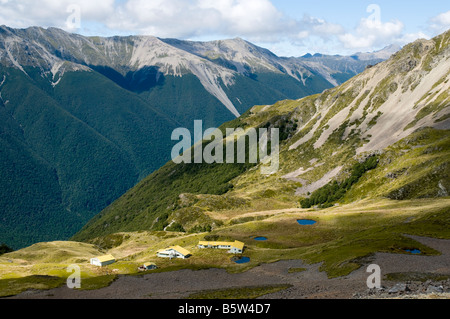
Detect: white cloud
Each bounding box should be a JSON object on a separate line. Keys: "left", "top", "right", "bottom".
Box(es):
{"left": 104, "top": 0, "right": 293, "bottom": 41}
{"left": 0, "top": 0, "right": 115, "bottom": 30}
{"left": 429, "top": 10, "right": 450, "bottom": 33}
{"left": 395, "top": 31, "right": 430, "bottom": 45}
{"left": 336, "top": 8, "right": 450, "bottom": 53}
{"left": 0, "top": 0, "right": 341, "bottom": 45}
{"left": 0, "top": 0, "right": 444, "bottom": 57}
{"left": 296, "top": 31, "right": 309, "bottom": 40}
{"left": 299, "top": 15, "right": 344, "bottom": 38}
{"left": 338, "top": 17, "right": 404, "bottom": 50}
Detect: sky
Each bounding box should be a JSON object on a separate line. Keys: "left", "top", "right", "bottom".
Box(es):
{"left": 0, "top": 0, "right": 449, "bottom": 56}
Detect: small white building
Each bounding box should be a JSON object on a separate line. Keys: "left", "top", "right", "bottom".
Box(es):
{"left": 90, "top": 254, "right": 116, "bottom": 267}
{"left": 198, "top": 240, "right": 245, "bottom": 254}
{"left": 143, "top": 262, "right": 157, "bottom": 270}
{"left": 139, "top": 262, "right": 158, "bottom": 271}
{"left": 157, "top": 246, "right": 191, "bottom": 259}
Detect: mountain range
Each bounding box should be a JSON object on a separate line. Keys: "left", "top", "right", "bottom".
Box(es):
{"left": 0, "top": 29, "right": 449, "bottom": 298}
{"left": 0, "top": 26, "right": 392, "bottom": 249}
{"left": 73, "top": 30, "right": 449, "bottom": 242}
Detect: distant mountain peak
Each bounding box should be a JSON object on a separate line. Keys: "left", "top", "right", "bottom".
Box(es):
{"left": 0, "top": 26, "right": 391, "bottom": 118}
{"left": 352, "top": 44, "right": 402, "bottom": 61}
{"left": 73, "top": 29, "right": 450, "bottom": 245}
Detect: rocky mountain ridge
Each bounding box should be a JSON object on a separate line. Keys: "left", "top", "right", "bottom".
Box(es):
{"left": 0, "top": 25, "right": 390, "bottom": 118}
{"left": 73, "top": 30, "right": 450, "bottom": 241}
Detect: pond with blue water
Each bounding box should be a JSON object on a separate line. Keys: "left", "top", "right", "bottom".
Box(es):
{"left": 254, "top": 236, "right": 267, "bottom": 241}
{"left": 405, "top": 249, "right": 421, "bottom": 254}
{"left": 297, "top": 219, "right": 317, "bottom": 225}
{"left": 234, "top": 256, "right": 250, "bottom": 264}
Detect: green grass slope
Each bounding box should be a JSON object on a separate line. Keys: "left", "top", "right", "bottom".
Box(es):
{"left": 74, "top": 31, "right": 450, "bottom": 248}
{"left": 1, "top": 30, "right": 449, "bottom": 297}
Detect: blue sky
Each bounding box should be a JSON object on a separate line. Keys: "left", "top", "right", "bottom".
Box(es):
{"left": 259, "top": 0, "right": 450, "bottom": 55}
{"left": 272, "top": 0, "right": 448, "bottom": 37}
{"left": 0, "top": 0, "right": 449, "bottom": 56}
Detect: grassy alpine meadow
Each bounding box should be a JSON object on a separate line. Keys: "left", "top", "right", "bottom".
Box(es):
{"left": 0, "top": 31, "right": 449, "bottom": 297}
{"left": 206, "top": 197, "right": 449, "bottom": 277}
{"left": 1, "top": 197, "right": 448, "bottom": 296}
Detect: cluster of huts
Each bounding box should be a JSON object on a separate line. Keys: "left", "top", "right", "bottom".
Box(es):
{"left": 155, "top": 240, "right": 245, "bottom": 259}
{"left": 89, "top": 240, "right": 245, "bottom": 269}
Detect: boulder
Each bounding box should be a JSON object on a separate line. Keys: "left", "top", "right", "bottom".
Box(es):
{"left": 388, "top": 283, "right": 410, "bottom": 294}
{"left": 426, "top": 285, "right": 444, "bottom": 294}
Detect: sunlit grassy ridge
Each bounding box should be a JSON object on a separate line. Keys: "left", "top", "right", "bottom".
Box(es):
{"left": 1, "top": 31, "right": 449, "bottom": 298}
{"left": 3, "top": 113, "right": 448, "bottom": 297}
{"left": 1, "top": 197, "right": 448, "bottom": 296}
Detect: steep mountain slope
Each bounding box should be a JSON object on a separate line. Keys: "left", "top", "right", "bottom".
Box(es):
{"left": 298, "top": 44, "right": 401, "bottom": 85}
{"left": 0, "top": 26, "right": 388, "bottom": 121}
{"left": 162, "top": 36, "right": 389, "bottom": 89}
{"left": 0, "top": 66, "right": 178, "bottom": 248}
{"left": 73, "top": 30, "right": 450, "bottom": 242}
{"left": 0, "top": 26, "right": 386, "bottom": 248}
{"left": 1, "top": 32, "right": 449, "bottom": 296}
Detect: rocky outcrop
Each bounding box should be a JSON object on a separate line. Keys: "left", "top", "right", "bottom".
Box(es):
{"left": 354, "top": 278, "right": 450, "bottom": 299}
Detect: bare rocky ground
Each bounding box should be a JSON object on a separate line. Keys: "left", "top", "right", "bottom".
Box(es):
{"left": 9, "top": 235, "right": 450, "bottom": 299}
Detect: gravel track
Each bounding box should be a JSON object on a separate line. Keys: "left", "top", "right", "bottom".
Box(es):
{"left": 9, "top": 235, "right": 450, "bottom": 299}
